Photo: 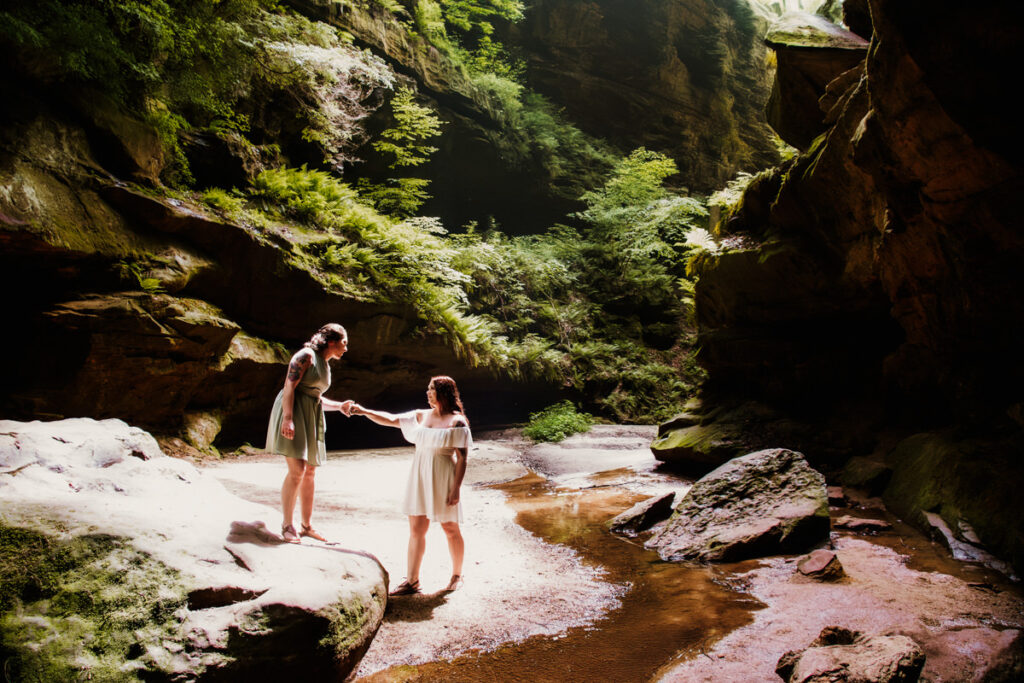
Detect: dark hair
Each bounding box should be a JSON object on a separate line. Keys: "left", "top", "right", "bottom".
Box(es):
{"left": 304, "top": 323, "right": 347, "bottom": 353}
{"left": 430, "top": 375, "right": 466, "bottom": 419}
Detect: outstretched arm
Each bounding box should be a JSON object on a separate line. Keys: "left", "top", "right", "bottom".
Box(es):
{"left": 350, "top": 403, "right": 403, "bottom": 428}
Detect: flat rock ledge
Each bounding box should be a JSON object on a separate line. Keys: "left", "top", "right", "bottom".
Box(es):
{"left": 776, "top": 626, "right": 926, "bottom": 683}
{"left": 0, "top": 418, "right": 387, "bottom": 681}
{"left": 646, "top": 448, "right": 829, "bottom": 562}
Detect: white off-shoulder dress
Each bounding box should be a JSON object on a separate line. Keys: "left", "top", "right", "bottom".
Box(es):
{"left": 398, "top": 410, "right": 472, "bottom": 523}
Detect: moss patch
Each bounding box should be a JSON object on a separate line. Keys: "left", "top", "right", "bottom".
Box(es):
{"left": 650, "top": 422, "right": 744, "bottom": 470}
{"left": 883, "top": 433, "right": 1024, "bottom": 574}
{"left": 0, "top": 524, "right": 189, "bottom": 682}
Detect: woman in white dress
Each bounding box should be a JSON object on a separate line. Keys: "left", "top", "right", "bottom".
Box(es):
{"left": 350, "top": 376, "right": 470, "bottom": 595}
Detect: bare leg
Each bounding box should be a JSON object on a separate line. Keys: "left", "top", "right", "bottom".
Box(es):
{"left": 298, "top": 464, "right": 317, "bottom": 528}
{"left": 441, "top": 521, "right": 464, "bottom": 582}
{"left": 281, "top": 457, "right": 307, "bottom": 528}
{"left": 406, "top": 515, "right": 430, "bottom": 584}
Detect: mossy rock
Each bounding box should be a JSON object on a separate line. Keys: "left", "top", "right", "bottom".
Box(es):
{"left": 0, "top": 525, "right": 193, "bottom": 682}
{"left": 656, "top": 411, "right": 701, "bottom": 436}
{"left": 0, "top": 418, "right": 389, "bottom": 680}
{"left": 650, "top": 422, "right": 746, "bottom": 472}
{"left": 647, "top": 448, "right": 830, "bottom": 562}
{"left": 883, "top": 432, "right": 1024, "bottom": 575}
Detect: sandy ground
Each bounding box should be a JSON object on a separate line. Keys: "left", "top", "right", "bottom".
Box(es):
{"left": 208, "top": 427, "right": 1024, "bottom": 682}
{"left": 208, "top": 430, "right": 650, "bottom": 679}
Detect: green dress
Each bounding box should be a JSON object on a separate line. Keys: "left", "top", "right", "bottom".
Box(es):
{"left": 265, "top": 350, "right": 331, "bottom": 466}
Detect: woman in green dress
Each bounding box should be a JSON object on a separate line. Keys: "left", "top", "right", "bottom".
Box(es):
{"left": 266, "top": 323, "right": 353, "bottom": 543}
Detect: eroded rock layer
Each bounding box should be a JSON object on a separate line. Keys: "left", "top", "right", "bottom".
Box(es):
{"left": 683, "top": 0, "right": 1024, "bottom": 572}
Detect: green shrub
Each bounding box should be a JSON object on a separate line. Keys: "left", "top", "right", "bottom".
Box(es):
{"left": 523, "top": 401, "right": 594, "bottom": 442}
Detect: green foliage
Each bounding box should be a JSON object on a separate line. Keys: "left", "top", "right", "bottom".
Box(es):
{"left": 253, "top": 165, "right": 359, "bottom": 224}
{"left": 360, "top": 88, "right": 443, "bottom": 217}
{"left": 523, "top": 401, "right": 594, "bottom": 442}
{"left": 203, "top": 187, "right": 246, "bottom": 215}
{"left": 708, "top": 171, "right": 756, "bottom": 213}
{"left": 462, "top": 34, "right": 524, "bottom": 81}
{"left": 0, "top": 0, "right": 394, "bottom": 185}
{"left": 439, "top": 0, "right": 524, "bottom": 37}
{"left": 116, "top": 259, "right": 164, "bottom": 294}
{"left": 580, "top": 148, "right": 678, "bottom": 212}
{"left": 372, "top": 89, "right": 443, "bottom": 169}
{"left": 357, "top": 177, "right": 433, "bottom": 218}
{"left": 414, "top": 0, "right": 447, "bottom": 42}
{"left": 442, "top": 149, "right": 709, "bottom": 420}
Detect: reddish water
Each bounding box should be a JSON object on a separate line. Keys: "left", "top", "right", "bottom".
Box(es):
{"left": 358, "top": 473, "right": 763, "bottom": 682}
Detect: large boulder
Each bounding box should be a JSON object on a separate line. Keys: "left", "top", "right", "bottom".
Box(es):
{"left": 646, "top": 448, "right": 829, "bottom": 562}
{"left": 0, "top": 418, "right": 387, "bottom": 680}
{"left": 776, "top": 626, "right": 925, "bottom": 683}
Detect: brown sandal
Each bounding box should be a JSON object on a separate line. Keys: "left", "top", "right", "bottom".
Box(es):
{"left": 300, "top": 524, "right": 328, "bottom": 542}
{"left": 443, "top": 575, "right": 463, "bottom": 593}
{"left": 281, "top": 524, "right": 300, "bottom": 544}
{"left": 389, "top": 579, "right": 420, "bottom": 596}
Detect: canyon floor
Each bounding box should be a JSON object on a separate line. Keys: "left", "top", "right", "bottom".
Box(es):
{"left": 206, "top": 426, "right": 1024, "bottom": 681}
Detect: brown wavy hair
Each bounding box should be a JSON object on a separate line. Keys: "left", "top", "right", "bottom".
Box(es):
{"left": 304, "top": 323, "right": 347, "bottom": 353}
{"left": 430, "top": 375, "right": 466, "bottom": 419}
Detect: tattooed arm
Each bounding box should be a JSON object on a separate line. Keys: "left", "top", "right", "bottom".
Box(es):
{"left": 280, "top": 348, "right": 313, "bottom": 439}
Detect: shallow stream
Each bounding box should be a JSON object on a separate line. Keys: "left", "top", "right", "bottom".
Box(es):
{"left": 361, "top": 472, "right": 763, "bottom": 682}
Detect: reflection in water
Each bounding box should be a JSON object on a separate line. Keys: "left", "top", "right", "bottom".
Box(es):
{"left": 358, "top": 472, "right": 763, "bottom": 682}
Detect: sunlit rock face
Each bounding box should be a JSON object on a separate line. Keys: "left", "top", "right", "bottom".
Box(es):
{"left": 0, "top": 418, "right": 387, "bottom": 680}
{"left": 508, "top": 0, "right": 780, "bottom": 191}
{"left": 686, "top": 0, "right": 1024, "bottom": 572}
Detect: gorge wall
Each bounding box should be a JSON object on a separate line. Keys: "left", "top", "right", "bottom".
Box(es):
{"left": 679, "top": 0, "right": 1024, "bottom": 571}
{"left": 508, "top": 0, "right": 780, "bottom": 194}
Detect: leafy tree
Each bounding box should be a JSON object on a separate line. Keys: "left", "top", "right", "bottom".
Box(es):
{"left": 372, "top": 89, "right": 443, "bottom": 168}
{"left": 359, "top": 88, "right": 443, "bottom": 216}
